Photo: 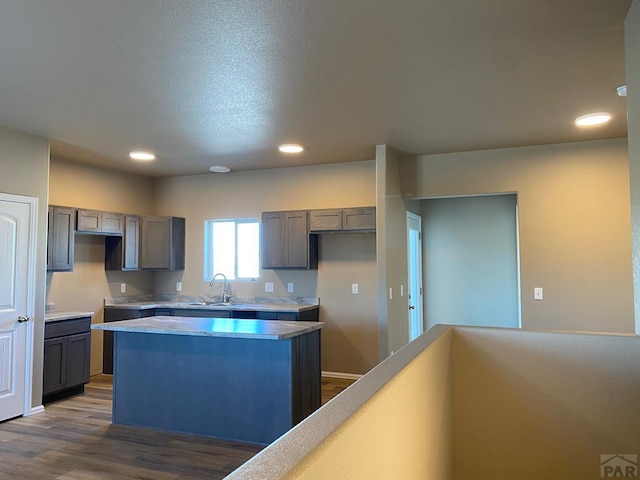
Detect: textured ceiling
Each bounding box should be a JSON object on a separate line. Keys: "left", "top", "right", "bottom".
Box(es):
{"left": 0, "top": 0, "right": 632, "bottom": 177}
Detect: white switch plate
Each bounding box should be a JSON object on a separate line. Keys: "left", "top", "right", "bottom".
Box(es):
{"left": 389, "top": 287, "right": 393, "bottom": 300}
{"left": 176, "top": 282, "right": 182, "bottom": 292}
{"left": 400, "top": 285, "right": 404, "bottom": 296}
{"left": 534, "top": 287, "right": 543, "bottom": 300}
{"left": 287, "top": 283, "right": 294, "bottom": 293}
{"left": 265, "top": 282, "right": 274, "bottom": 293}
{"left": 352, "top": 283, "right": 359, "bottom": 294}
{"left": 120, "top": 283, "right": 126, "bottom": 293}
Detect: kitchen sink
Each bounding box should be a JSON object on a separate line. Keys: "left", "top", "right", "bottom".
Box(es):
{"left": 205, "top": 302, "right": 233, "bottom": 307}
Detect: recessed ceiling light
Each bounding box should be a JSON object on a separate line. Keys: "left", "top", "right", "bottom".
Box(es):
{"left": 129, "top": 151, "right": 156, "bottom": 161}
{"left": 278, "top": 143, "right": 304, "bottom": 154}
{"left": 575, "top": 112, "right": 612, "bottom": 127}
{"left": 209, "top": 166, "right": 231, "bottom": 173}
{"left": 617, "top": 85, "right": 627, "bottom": 97}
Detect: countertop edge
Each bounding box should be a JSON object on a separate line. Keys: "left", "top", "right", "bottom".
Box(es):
{"left": 92, "top": 317, "right": 324, "bottom": 340}
{"left": 45, "top": 311, "right": 94, "bottom": 323}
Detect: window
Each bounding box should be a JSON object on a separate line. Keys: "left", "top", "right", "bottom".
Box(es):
{"left": 204, "top": 218, "right": 260, "bottom": 281}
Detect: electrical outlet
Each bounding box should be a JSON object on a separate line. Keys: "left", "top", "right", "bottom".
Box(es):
{"left": 534, "top": 287, "right": 543, "bottom": 300}
{"left": 352, "top": 283, "right": 359, "bottom": 295}
{"left": 287, "top": 283, "right": 294, "bottom": 293}
{"left": 176, "top": 282, "right": 182, "bottom": 292}
{"left": 265, "top": 282, "right": 274, "bottom": 293}
{"left": 120, "top": 283, "right": 126, "bottom": 293}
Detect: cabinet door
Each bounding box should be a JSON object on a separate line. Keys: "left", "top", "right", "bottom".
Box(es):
{"left": 43, "top": 337, "right": 66, "bottom": 395}
{"left": 309, "top": 209, "right": 342, "bottom": 232}
{"left": 261, "top": 212, "right": 285, "bottom": 269}
{"left": 48, "top": 206, "right": 75, "bottom": 272}
{"left": 76, "top": 209, "right": 102, "bottom": 232}
{"left": 123, "top": 215, "right": 140, "bottom": 269}
{"left": 284, "top": 211, "right": 309, "bottom": 267}
{"left": 65, "top": 332, "right": 91, "bottom": 388}
{"left": 141, "top": 216, "right": 170, "bottom": 268}
{"left": 101, "top": 212, "right": 125, "bottom": 235}
{"left": 343, "top": 207, "right": 376, "bottom": 231}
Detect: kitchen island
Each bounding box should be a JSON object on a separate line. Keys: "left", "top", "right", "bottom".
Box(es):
{"left": 92, "top": 316, "right": 324, "bottom": 445}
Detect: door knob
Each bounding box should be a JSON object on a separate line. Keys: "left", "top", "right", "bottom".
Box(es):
{"left": 17, "top": 315, "right": 30, "bottom": 323}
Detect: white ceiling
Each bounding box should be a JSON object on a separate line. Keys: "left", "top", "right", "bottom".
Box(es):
{"left": 0, "top": 1, "right": 632, "bottom": 177}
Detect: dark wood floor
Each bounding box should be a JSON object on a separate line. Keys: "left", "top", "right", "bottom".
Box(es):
{"left": 0, "top": 374, "right": 356, "bottom": 480}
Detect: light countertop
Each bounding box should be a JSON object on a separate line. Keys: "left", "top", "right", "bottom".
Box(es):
{"left": 45, "top": 311, "right": 94, "bottom": 323}
{"left": 103, "top": 301, "right": 319, "bottom": 313}
{"left": 92, "top": 316, "right": 324, "bottom": 340}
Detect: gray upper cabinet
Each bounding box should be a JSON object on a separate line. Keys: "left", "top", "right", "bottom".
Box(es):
{"left": 343, "top": 207, "right": 376, "bottom": 231}
{"left": 262, "top": 211, "right": 318, "bottom": 269}
{"left": 140, "top": 216, "right": 185, "bottom": 270}
{"left": 309, "top": 209, "right": 343, "bottom": 232}
{"left": 76, "top": 209, "right": 124, "bottom": 235}
{"left": 309, "top": 207, "right": 376, "bottom": 233}
{"left": 47, "top": 206, "right": 75, "bottom": 272}
{"left": 105, "top": 215, "right": 140, "bottom": 271}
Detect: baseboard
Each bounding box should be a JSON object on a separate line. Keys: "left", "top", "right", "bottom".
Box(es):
{"left": 322, "top": 371, "right": 363, "bottom": 380}
{"left": 28, "top": 405, "right": 45, "bottom": 416}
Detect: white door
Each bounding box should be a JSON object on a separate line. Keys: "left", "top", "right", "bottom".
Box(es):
{"left": 407, "top": 212, "right": 424, "bottom": 341}
{"left": 0, "top": 194, "right": 36, "bottom": 421}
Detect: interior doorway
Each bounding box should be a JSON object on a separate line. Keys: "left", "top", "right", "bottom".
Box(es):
{"left": 407, "top": 212, "right": 423, "bottom": 341}
{"left": 421, "top": 194, "right": 520, "bottom": 329}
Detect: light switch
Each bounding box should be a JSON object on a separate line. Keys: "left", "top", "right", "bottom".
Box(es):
{"left": 389, "top": 287, "right": 393, "bottom": 300}
{"left": 265, "top": 282, "right": 274, "bottom": 293}
{"left": 534, "top": 287, "right": 543, "bottom": 300}
{"left": 176, "top": 282, "right": 182, "bottom": 292}
{"left": 352, "top": 283, "right": 359, "bottom": 295}
{"left": 287, "top": 283, "right": 294, "bottom": 293}
{"left": 120, "top": 283, "right": 126, "bottom": 293}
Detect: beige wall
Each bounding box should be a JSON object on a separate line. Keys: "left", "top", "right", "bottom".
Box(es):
{"left": 402, "top": 138, "right": 634, "bottom": 333}
{"left": 47, "top": 156, "right": 156, "bottom": 374}
{"left": 627, "top": 1, "right": 640, "bottom": 333}
{"left": 227, "top": 325, "right": 455, "bottom": 480}
{"left": 153, "top": 161, "right": 378, "bottom": 374}
{"left": 0, "top": 125, "right": 50, "bottom": 408}
{"left": 376, "top": 145, "right": 411, "bottom": 359}
{"left": 453, "top": 328, "right": 640, "bottom": 479}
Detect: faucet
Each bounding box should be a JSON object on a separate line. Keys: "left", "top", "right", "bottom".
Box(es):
{"left": 209, "top": 273, "right": 231, "bottom": 302}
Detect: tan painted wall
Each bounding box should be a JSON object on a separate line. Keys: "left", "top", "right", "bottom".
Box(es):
{"left": 453, "top": 328, "right": 640, "bottom": 479}
{"left": 0, "top": 125, "right": 50, "bottom": 408}
{"left": 153, "top": 161, "right": 378, "bottom": 374}
{"left": 402, "top": 138, "right": 634, "bottom": 333}
{"left": 626, "top": 1, "right": 640, "bottom": 333}
{"left": 376, "top": 145, "right": 411, "bottom": 359}
{"left": 47, "top": 156, "right": 156, "bottom": 374}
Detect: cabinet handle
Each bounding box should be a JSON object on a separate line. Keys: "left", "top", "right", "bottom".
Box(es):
{"left": 408, "top": 305, "right": 415, "bottom": 310}
{"left": 17, "top": 315, "right": 30, "bottom": 323}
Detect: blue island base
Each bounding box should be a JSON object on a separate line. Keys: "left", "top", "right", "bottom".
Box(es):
{"left": 112, "top": 329, "right": 321, "bottom": 445}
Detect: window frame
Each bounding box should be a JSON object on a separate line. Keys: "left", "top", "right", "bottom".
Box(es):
{"left": 203, "top": 217, "right": 260, "bottom": 282}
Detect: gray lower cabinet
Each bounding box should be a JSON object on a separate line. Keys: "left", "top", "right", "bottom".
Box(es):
{"left": 262, "top": 211, "right": 318, "bottom": 269}
{"left": 105, "top": 215, "right": 140, "bottom": 271}
{"left": 140, "top": 216, "right": 186, "bottom": 270}
{"left": 47, "top": 206, "right": 75, "bottom": 272}
{"left": 43, "top": 317, "right": 91, "bottom": 402}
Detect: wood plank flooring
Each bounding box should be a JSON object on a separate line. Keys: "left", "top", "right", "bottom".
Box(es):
{"left": 0, "top": 374, "right": 356, "bottom": 480}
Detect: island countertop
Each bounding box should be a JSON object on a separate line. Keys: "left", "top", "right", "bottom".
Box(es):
{"left": 92, "top": 316, "right": 324, "bottom": 340}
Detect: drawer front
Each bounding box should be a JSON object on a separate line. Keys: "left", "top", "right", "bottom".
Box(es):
{"left": 45, "top": 317, "right": 91, "bottom": 339}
